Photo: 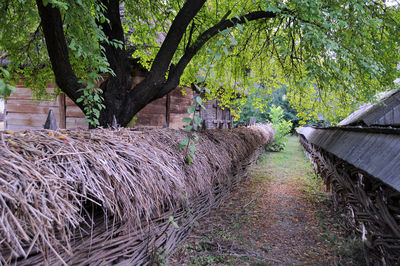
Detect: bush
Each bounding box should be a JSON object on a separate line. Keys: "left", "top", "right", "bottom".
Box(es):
{"left": 266, "top": 105, "right": 292, "bottom": 151}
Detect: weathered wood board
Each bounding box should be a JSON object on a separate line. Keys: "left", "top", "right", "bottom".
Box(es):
{"left": 5, "top": 86, "right": 88, "bottom": 130}
{"left": 297, "top": 127, "right": 400, "bottom": 192}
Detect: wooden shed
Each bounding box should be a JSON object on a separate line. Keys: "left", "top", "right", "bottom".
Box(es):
{"left": 4, "top": 84, "right": 235, "bottom": 131}
{"left": 4, "top": 84, "right": 86, "bottom": 131}
{"left": 198, "top": 98, "right": 233, "bottom": 129}
{"left": 3, "top": 60, "right": 236, "bottom": 130}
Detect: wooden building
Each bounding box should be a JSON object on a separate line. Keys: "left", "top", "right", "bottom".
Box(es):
{"left": 4, "top": 85, "right": 86, "bottom": 131}
{"left": 3, "top": 58, "right": 236, "bottom": 130}
{"left": 199, "top": 98, "right": 233, "bottom": 129}
{"left": 4, "top": 82, "right": 235, "bottom": 131}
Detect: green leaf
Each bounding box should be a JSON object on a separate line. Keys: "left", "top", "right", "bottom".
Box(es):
{"left": 197, "top": 77, "right": 205, "bottom": 83}
{"left": 221, "top": 29, "right": 230, "bottom": 35}
{"left": 188, "top": 105, "right": 196, "bottom": 114}
{"left": 196, "top": 96, "right": 203, "bottom": 105}
{"left": 182, "top": 117, "right": 192, "bottom": 123}
{"left": 193, "top": 115, "right": 201, "bottom": 125}
{"left": 69, "top": 39, "right": 76, "bottom": 50}
{"left": 180, "top": 137, "right": 189, "bottom": 146}
{"left": 189, "top": 144, "right": 196, "bottom": 153}
{"left": 168, "top": 216, "right": 179, "bottom": 228}
{"left": 172, "top": 221, "right": 179, "bottom": 228}
{"left": 184, "top": 125, "right": 193, "bottom": 132}
{"left": 0, "top": 68, "right": 10, "bottom": 77}
{"left": 192, "top": 133, "right": 199, "bottom": 142}
{"left": 194, "top": 84, "right": 202, "bottom": 92}
{"left": 230, "top": 36, "right": 238, "bottom": 46}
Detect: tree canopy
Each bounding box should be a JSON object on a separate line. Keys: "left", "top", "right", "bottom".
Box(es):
{"left": 0, "top": 0, "right": 399, "bottom": 126}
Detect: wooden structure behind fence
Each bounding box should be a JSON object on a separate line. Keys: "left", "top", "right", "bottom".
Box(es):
{"left": 199, "top": 98, "right": 233, "bottom": 129}
{"left": 5, "top": 85, "right": 87, "bottom": 131}
{"left": 5, "top": 85, "right": 235, "bottom": 130}
{"left": 135, "top": 86, "right": 195, "bottom": 129}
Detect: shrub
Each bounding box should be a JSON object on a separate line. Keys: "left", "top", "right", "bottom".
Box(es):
{"left": 266, "top": 105, "right": 292, "bottom": 151}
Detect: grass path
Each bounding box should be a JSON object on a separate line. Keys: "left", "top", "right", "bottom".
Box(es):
{"left": 169, "top": 136, "right": 363, "bottom": 265}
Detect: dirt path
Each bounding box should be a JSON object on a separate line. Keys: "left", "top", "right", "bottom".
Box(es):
{"left": 169, "top": 136, "right": 363, "bottom": 265}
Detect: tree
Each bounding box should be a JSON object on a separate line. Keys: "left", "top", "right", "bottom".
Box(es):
{"left": 236, "top": 85, "right": 299, "bottom": 129}
{"left": 0, "top": 0, "right": 399, "bottom": 127}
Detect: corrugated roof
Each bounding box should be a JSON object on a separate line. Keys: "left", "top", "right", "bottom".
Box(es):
{"left": 339, "top": 90, "right": 400, "bottom": 126}
{"left": 298, "top": 127, "right": 400, "bottom": 192}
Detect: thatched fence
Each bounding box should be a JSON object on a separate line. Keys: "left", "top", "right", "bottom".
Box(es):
{"left": 0, "top": 125, "right": 273, "bottom": 265}
{"left": 298, "top": 131, "right": 400, "bottom": 264}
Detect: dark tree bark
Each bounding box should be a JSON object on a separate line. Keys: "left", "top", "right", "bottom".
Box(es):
{"left": 36, "top": 0, "right": 84, "bottom": 109}
{"left": 36, "top": 0, "right": 277, "bottom": 127}
{"left": 97, "top": 0, "right": 132, "bottom": 126}
{"left": 117, "top": 0, "right": 206, "bottom": 126}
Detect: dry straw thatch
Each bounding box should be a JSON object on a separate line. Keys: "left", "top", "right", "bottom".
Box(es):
{"left": 0, "top": 124, "right": 273, "bottom": 265}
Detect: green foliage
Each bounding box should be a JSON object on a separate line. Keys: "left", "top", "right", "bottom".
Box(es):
{"left": 237, "top": 84, "right": 299, "bottom": 129}
{"left": 179, "top": 0, "right": 400, "bottom": 123}
{"left": 0, "top": 0, "right": 115, "bottom": 126}
{"left": 179, "top": 86, "right": 206, "bottom": 164}
{"left": 1, "top": 0, "right": 399, "bottom": 125}
{"left": 266, "top": 105, "right": 292, "bottom": 152}
{"left": 0, "top": 68, "right": 15, "bottom": 97}
{"left": 76, "top": 78, "right": 105, "bottom": 127}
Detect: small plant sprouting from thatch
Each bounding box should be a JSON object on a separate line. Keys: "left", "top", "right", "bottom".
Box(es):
{"left": 179, "top": 84, "right": 209, "bottom": 164}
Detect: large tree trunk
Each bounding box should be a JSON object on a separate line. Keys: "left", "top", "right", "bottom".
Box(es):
{"left": 97, "top": 0, "right": 132, "bottom": 127}
{"left": 37, "top": 0, "right": 274, "bottom": 128}
{"left": 98, "top": 0, "right": 207, "bottom": 127}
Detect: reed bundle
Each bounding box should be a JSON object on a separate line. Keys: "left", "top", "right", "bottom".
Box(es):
{"left": 0, "top": 125, "right": 273, "bottom": 265}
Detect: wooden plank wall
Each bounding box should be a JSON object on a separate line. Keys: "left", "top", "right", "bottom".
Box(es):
{"left": 65, "top": 96, "right": 87, "bottom": 129}
{"left": 5, "top": 85, "right": 88, "bottom": 131}
{"left": 5, "top": 80, "right": 231, "bottom": 130}
{"left": 168, "top": 87, "right": 194, "bottom": 129}
{"left": 134, "top": 87, "right": 194, "bottom": 129}
{"left": 135, "top": 97, "right": 167, "bottom": 127}
{"left": 6, "top": 86, "right": 60, "bottom": 131}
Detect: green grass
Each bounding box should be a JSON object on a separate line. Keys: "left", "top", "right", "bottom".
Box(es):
{"left": 263, "top": 136, "right": 326, "bottom": 202}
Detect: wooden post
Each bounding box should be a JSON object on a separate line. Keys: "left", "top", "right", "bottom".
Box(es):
{"left": 58, "top": 93, "right": 66, "bottom": 128}
{"left": 44, "top": 109, "right": 58, "bottom": 130}
{"left": 165, "top": 93, "right": 171, "bottom": 128}
{"left": 111, "top": 115, "right": 118, "bottom": 128}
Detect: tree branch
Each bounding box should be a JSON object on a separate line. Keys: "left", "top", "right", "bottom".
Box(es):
{"left": 119, "top": 0, "right": 207, "bottom": 125}
{"left": 146, "top": 0, "right": 206, "bottom": 85}
{"left": 35, "top": 0, "right": 83, "bottom": 107}
{"left": 98, "top": 0, "right": 127, "bottom": 77}
{"left": 159, "top": 10, "right": 277, "bottom": 97}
